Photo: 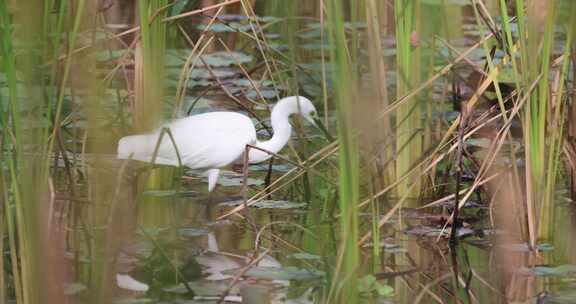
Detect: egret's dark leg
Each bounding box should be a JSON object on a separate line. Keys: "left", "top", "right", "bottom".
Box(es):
{"left": 241, "top": 145, "right": 258, "bottom": 231}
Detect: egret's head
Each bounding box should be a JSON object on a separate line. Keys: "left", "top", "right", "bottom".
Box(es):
{"left": 273, "top": 95, "right": 318, "bottom": 127}
{"left": 294, "top": 96, "right": 318, "bottom": 126}
{"left": 274, "top": 95, "right": 333, "bottom": 141}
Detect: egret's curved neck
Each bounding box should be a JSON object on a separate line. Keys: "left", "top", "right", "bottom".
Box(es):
{"left": 249, "top": 100, "right": 295, "bottom": 163}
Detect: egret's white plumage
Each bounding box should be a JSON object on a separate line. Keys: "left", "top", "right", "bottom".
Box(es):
{"left": 117, "top": 96, "right": 317, "bottom": 192}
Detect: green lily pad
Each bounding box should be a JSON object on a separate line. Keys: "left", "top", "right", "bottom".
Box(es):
{"left": 219, "top": 200, "right": 306, "bottom": 209}
{"left": 246, "top": 89, "right": 278, "bottom": 100}
{"left": 501, "top": 243, "right": 554, "bottom": 252}
{"left": 94, "top": 49, "right": 129, "bottom": 62}
{"left": 201, "top": 51, "right": 252, "bottom": 67}
{"left": 214, "top": 171, "right": 264, "bottom": 187}
{"left": 64, "top": 282, "right": 87, "bottom": 295}
{"left": 169, "top": 0, "right": 188, "bottom": 16}
{"left": 300, "top": 43, "right": 335, "bottom": 51}
{"left": 164, "top": 279, "right": 239, "bottom": 296}
{"left": 178, "top": 228, "right": 210, "bottom": 237}
{"left": 249, "top": 163, "right": 294, "bottom": 172}
{"left": 498, "top": 67, "right": 520, "bottom": 84}
{"left": 288, "top": 252, "right": 322, "bottom": 260}
{"left": 142, "top": 190, "right": 198, "bottom": 197}
{"left": 359, "top": 275, "right": 394, "bottom": 297}
{"left": 224, "top": 266, "right": 323, "bottom": 281}
{"left": 465, "top": 138, "right": 492, "bottom": 148}
{"left": 520, "top": 265, "right": 576, "bottom": 277}
{"left": 197, "top": 22, "right": 252, "bottom": 33}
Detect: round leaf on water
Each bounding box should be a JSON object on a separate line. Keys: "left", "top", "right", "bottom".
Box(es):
{"left": 465, "top": 138, "right": 492, "bottom": 148}
{"left": 501, "top": 243, "right": 554, "bottom": 252}
{"left": 164, "top": 279, "right": 239, "bottom": 296}
{"left": 520, "top": 265, "right": 576, "bottom": 277}
{"left": 219, "top": 200, "right": 306, "bottom": 210}
{"left": 178, "top": 227, "right": 210, "bottom": 237}
{"left": 142, "top": 190, "right": 198, "bottom": 197}
{"left": 64, "top": 282, "right": 87, "bottom": 295}
{"left": 498, "top": 67, "right": 518, "bottom": 84}
{"left": 201, "top": 51, "right": 252, "bottom": 67}
{"left": 165, "top": 49, "right": 198, "bottom": 67}
{"left": 94, "top": 49, "right": 128, "bottom": 62}
{"left": 250, "top": 163, "right": 293, "bottom": 172}
{"left": 169, "top": 0, "right": 188, "bottom": 16}
{"left": 246, "top": 89, "right": 277, "bottom": 100}
{"left": 189, "top": 67, "right": 238, "bottom": 79}
{"left": 288, "top": 253, "right": 321, "bottom": 260}
{"left": 224, "top": 266, "right": 323, "bottom": 281}
{"left": 197, "top": 22, "right": 251, "bottom": 33}
{"left": 359, "top": 275, "right": 394, "bottom": 297}
{"left": 212, "top": 171, "right": 264, "bottom": 187}
{"left": 376, "top": 284, "right": 394, "bottom": 297}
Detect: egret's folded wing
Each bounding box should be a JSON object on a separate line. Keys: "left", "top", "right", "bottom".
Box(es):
{"left": 155, "top": 112, "right": 257, "bottom": 169}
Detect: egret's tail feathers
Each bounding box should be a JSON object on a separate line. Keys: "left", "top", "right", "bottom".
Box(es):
{"left": 117, "top": 135, "right": 148, "bottom": 160}
{"left": 117, "top": 134, "right": 178, "bottom": 166}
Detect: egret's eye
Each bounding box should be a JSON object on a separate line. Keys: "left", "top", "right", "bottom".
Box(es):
{"left": 310, "top": 111, "right": 318, "bottom": 118}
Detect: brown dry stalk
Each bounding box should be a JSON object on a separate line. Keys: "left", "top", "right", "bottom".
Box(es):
{"left": 51, "top": 0, "right": 242, "bottom": 64}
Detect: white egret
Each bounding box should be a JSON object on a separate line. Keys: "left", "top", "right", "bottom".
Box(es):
{"left": 117, "top": 96, "right": 318, "bottom": 192}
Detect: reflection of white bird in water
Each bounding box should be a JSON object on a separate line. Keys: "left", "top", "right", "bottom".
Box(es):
{"left": 117, "top": 96, "right": 318, "bottom": 192}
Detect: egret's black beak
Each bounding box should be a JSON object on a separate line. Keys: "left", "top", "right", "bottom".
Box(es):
{"left": 312, "top": 117, "right": 334, "bottom": 142}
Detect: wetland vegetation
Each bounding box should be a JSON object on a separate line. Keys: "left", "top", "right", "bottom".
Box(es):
{"left": 1, "top": 0, "right": 576, "bottom": 303}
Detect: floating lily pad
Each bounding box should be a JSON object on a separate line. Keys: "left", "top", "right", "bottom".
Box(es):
{"left": 246, "top": 89, "right": 278, "bottom": 99}
{"left": 498, "top": 66, "right": 520, "bottom": 84}
{"left": 297, "top": 29, "right": 325, "bottom": 39}
{"left": 224, "top": 266, "right": 323, "bottom": 281}
{"left": 305, "top": 21, "right": 366, "bottom": 30}
{"left": 465, "top": 138, "right": 492, "bottom": 148}
{"left": 362, "top": 241, "right": 406, "bottom": 253}
{"left": 64, "top": 282, "right": 87, "bottom": 295}
{"left": 519, "top": 265, "right": 576, "bottom": 277}
{"left": 197, "top": 22, "right": 252, "bottom": 33}
{"left": 435, "top": 199, "right": 486, "bottom": 209}
{"left": 500, "top": 243, "right": 554, "bottom": 252}
{"left": 169, "top": 0, "right": 188, "bottom": 16}
{"left": 249, "top": 163, "right": 294, "bottom": 172}
{"left": 190, "top": 68, "right": 239, "bottom": 79}
{"left": 164, "top": 279, "right": 240, "bottom": 296}
{"left": 213, "top": 171, "right": 264, "bottom": 187}
{"left": 137, "top": 227, "right": 168, "bottom": 237}
{"left": 541, "top": 289, "right": 576, "bottom": 304}
{"left": 405, "top": 225, "right": 476, "bottom": 238}
{"left": 201, "top": 51, "right": 252, "bottom": 67}
{"left": 257, "top": 16, "right": 280, "bottom": 23}
{"left": 359, "top": 275, "right": 394, "bottom": 297}
{"left": 288, "top": 252, "right": 321, "bottom": 260}
{"left": 268, "top": 43, "right": 289, "bottom": 52}
{"left": 142, "top": 190, "right": 198, "bottom": 197}
{"left": 94, "top": 49, "right": 129, "bottom": 62}
{"left": 300, "top": 43, "right": 335, "bottom": 51}
{"left": 219, "top": 200, "right": 306, "bottom": 209}
{"left": 178, "top": 227, "right": 211, "bottom": 237}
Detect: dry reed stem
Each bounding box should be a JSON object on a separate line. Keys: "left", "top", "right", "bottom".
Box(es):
{"left": 49, "top": 0, "right": 242, "bottom": 65}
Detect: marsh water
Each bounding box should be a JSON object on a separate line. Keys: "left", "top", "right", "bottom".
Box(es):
{"left": 57, "top": 161, "right": 576, "bottom": 304}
